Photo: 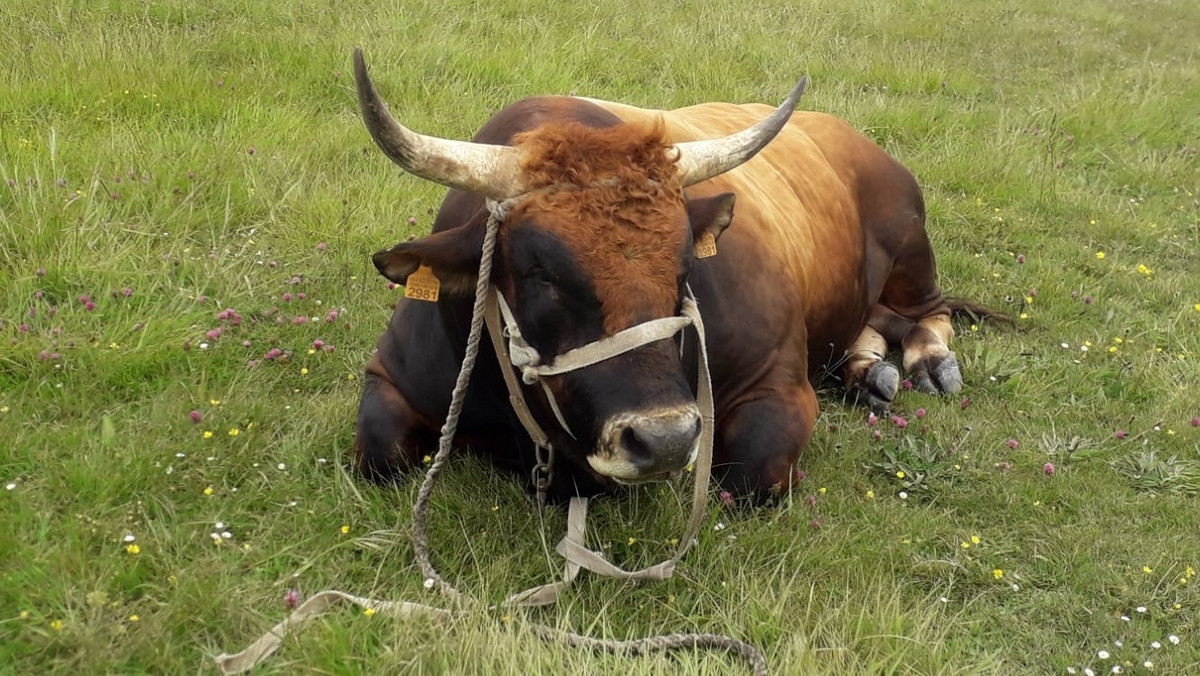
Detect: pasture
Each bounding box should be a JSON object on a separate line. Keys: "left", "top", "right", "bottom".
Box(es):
{"left": 2, "top": 0, "right": 1198, "bottom": 673}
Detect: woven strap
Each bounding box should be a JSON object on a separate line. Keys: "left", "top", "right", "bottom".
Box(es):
{"left": 213, "top": 591, "right": 453, "bottom": 674}
{"left": 493, "top": 289, "right": 693, "bottom": 383}
{"left": 489, "top": 296, "right": 715, "bottom": 591}
{"left": 214, "top": 199, "right": 758, "bottom": 674}
{"left": 484, "top": 287, "right": 554, "bottom": 450}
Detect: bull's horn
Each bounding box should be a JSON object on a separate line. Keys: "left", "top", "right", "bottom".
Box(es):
{"left": 353, "top": 48, "right": 525, "bottom": 200}
{"left": 674, "top": 76, "right": 808, "bottom": 187}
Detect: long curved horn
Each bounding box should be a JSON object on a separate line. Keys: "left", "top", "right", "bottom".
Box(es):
{"left": 353, "top": 48, "right": 525, "bottom": 200}
{"left": 674, "top": 76, "right": 808, "bottom": 187}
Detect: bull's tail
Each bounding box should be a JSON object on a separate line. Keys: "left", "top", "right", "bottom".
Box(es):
{"left": 946, "top": 297, "right": 1015, "bottom": 326}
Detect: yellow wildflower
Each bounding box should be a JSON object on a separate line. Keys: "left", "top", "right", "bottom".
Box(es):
{"left": 993, "top": 569, "right": 1004, "bottom": 579}
{"left": 300, "top": 367, "right": 308, "bottom": 375}
{"left": 896, "top": 471, "right": 905, "bottom": 479}
{"left": 1143, "top": 565, "right": 1153, "bottom": 574}
{"left": 960, "top": 542, "right": 970, "bottom": 549}
{"left": 340, "top": 524, "right": 350, "bottom": 534}
{"left": 363, "top": 607, "right": 375, "bottom": 617}
{"left": 1095, "top": 251, "right": 1105, "bottom": 259}
{"left": 128, "top": 614, "right": 139, "bottom": 622}
{"left": 971, "top": 535, "right": 981, "bottom": 545}
{"left": 209, "top": 399, "right": 220, "bottom": 406}
{"left": 125, "top": 544, "right": 140, "bottom": 555}
{"left": 203, "top": 486, "right": 213, "bottom": 496}
{"left": 228, "top": 428, "right": 239, "bottom": 436}
{"left": 818, "top": 487, "right": 827, "bottom": 494}
{"left": 50, "top": 620, "right": 63, "bottom": 631}
{"left": 865, "top": 490, "right": 874, "bottom": 499}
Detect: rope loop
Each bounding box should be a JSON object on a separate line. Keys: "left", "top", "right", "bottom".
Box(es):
{"left": 214, "top": 184, "right": 768, "bottom": 676}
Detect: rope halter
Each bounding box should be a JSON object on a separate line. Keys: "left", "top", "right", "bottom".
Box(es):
{"left": 215, "top": 184, "right": 762, "bottom": 676}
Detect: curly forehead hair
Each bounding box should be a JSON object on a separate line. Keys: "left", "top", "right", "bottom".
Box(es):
{"left": 514, "top": 119, "right": 681, "bottom": 190}
{"left": 508, "top": 120, "right": 690, "bottom": 335}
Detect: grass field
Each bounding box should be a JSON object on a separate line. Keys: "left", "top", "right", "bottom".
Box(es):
{"left": 2, "top": 0, "right": 1199, "bottom": 673}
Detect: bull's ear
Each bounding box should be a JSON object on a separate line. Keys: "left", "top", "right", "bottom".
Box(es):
{"left": 687, "top": 192, "right": 736, "bottom": 248}
{"left": 371, "top": 223, "right": 484, "bottom": 295}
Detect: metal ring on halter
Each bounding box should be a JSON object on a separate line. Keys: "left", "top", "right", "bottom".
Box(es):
{"left": 531, "top": 444, "right": 554, "bottom": 509}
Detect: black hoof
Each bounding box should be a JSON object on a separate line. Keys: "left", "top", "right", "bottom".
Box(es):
{"left": 910, "top": 354, "right": 962, "bottom": 394}
{"left": 851, "top": 360, "right": 899, "bottom": 411}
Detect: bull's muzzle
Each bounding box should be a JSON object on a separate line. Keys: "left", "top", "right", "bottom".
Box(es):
{"left": 590, "top": 405, "right": 702, "bottom": 482}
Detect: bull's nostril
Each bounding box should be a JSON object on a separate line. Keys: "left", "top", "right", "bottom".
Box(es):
{"left": 619, "top": 414, "right": 701, "bottom": 471}
{"left": 620, "top": 426, "right": 652, "bottom": 465}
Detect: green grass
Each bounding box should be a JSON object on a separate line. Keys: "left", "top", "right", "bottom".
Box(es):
{"left": 2, "top": 0, "right": 1199, "bottom": 673}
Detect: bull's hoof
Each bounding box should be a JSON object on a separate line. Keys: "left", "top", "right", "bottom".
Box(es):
{"left": 850, "top": 360, "right": 899, "bottom": 412}
{"left": 909, "top": 354, "right": 963, "bottom": 394}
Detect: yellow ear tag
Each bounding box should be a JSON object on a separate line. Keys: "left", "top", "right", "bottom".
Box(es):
{"left": 403, "top": 265, "right": 440, "bottom": 302}
{"left": 694, "top": 231, "right": 717, "bottom": 259}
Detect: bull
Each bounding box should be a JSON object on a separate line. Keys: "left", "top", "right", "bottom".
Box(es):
{"left": 352, "top": 50, "right": 973, "bottom": 501}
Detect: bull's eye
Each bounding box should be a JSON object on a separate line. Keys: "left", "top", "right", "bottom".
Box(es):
{"left": 529, "top": 266, "right": 554, "bottom": 288}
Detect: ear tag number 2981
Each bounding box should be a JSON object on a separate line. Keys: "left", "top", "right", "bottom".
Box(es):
{"left": 404, "top": 265, "right": 441, "bottom": 302}
{"left": 694, "top": 231, "right": 717, "bottom": 259}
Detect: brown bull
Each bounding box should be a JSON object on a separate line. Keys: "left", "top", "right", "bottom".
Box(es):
{"left": 352, "top": 50, "right": 968, "bottom": 500}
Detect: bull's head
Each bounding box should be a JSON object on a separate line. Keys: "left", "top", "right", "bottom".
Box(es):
{"left": 355, "top": 49, "right": 804, "bottom": 484}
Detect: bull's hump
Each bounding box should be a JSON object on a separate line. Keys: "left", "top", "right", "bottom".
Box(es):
{"left": 581, "top": 97, "right": 865, "bottom": 319}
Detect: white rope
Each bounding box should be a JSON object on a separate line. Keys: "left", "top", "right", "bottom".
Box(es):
{"left": 214, "top": 192, "right": 767, "bottom": 675}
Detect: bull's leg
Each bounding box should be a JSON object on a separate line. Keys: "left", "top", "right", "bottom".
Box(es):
{"left": 843, "top": 321, "right": 901, "bottom": 411}
{"left": 713, "top": 382, "right": 818, "bottom": 500}
{"left": 901, "top": 312, "right": 962, "bottom": 394}
{"left": 874, "top": 218, "right": 963, "bottom": 395}
{"left": 353, "top": 359, "right": 437, "bottom": 482}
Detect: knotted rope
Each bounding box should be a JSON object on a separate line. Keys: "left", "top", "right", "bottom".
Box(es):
{"left": 215, "top": 194, "right": 768, "bottom": 675}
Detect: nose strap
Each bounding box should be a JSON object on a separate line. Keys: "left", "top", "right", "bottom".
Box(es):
{"left": 494, "top": 290, "right": 694, "bottom": 383}
{"left": 490, "top": 290, "right": 698, "bottom": 442}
